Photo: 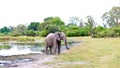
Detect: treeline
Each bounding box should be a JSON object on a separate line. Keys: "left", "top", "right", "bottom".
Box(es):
{"left": 0, "top": 6, "right": 120, "bottom": 38}
{"left": 0, "top": 17, "right": 88, "bottom": 37}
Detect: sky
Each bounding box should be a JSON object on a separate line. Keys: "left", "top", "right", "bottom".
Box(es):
{"left": 0, "top": 0, "right": 120, "bottom": 28}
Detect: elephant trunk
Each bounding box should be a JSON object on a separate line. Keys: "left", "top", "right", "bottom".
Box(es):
{"left": 64, "top": 38, "right": 69, "bottom": 50}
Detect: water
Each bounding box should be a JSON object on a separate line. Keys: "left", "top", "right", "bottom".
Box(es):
{"left": 0, "top": 41, "right": 79, "bottom": 67}
{"left": 0, "top": 41, "right": 77, "bottom": 56}
{"left": 0, "top": 43, "right": 43, "bottom": 56}
{"left": 0, "top": 58, "right": 33, "bottom": 67}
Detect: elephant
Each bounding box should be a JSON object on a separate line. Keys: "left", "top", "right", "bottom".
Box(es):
{"left": 45, "top": 32, "right": 69, "bottom": 55}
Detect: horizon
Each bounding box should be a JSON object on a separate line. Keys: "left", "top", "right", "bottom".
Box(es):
{"left": 0, "top": 0, "right": 120, "bottom": 28}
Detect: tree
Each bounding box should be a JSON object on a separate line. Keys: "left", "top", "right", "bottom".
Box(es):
{"left": 26, "top": 30, "right": 36, "bottom": 36}
{"left": 79, "top": 19, "right": 85, "bottom": 28}
{"left": 38, "top": 17, "right": 65, "bottom": 33}
{"left": 9, "top": 26, "right": 14, "bottom": 32}
{"left": 0, "top": 27, "right": 10, "bottom": 33}
{"left": 44, "top": 17, "right": 53, "bottom": 21}
{"left": 38, "top": 22, "right": 48, "bottom": 31}
{"left": 45, "top": 24, "right": 60, "bottom": 33}
{"left": 12, "top": 24, "right": 27, "bottom": 36}
{"left": 85, "top": 15, "right": 96, "bottom": 35}
{"left": 68, "top": 16, "right": 80, "bottom": 26}
{"left": 102, "top": 7, "right": 120, "bottom": 27}
{"left": 44, "top": 17, "right": 65, "bottom": 25}
{"left": 28, "top": 22, "right": 39, "bottom": 31}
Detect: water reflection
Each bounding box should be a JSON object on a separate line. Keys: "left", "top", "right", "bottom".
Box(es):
{"left": 0, "top": 41, "right": 79, "bottom": 67}
{"left": 0, "top": 41, "right": 77, "bottom": 56}
{"left": 0, "top": 43, "right": 43, "bottom": 56}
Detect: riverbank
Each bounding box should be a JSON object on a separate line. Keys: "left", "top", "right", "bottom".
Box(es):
{"left": 1, "top": 37, "right": 120, "bottom": 68}
{"left": 0, "top": 37, "right": 81, "bottom": 68}
{"left": 7, "top": 41, "right": 82, "bottom": 68}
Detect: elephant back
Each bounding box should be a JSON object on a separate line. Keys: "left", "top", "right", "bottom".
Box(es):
{"left": 45, "top": 33, "right": 54, "bottom": 46}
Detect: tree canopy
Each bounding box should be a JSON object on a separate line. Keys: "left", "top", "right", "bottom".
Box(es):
{"left": 102, "top": 7, "right": 120, "bottom": 27}
{"left": 28, "top": 22, "right": 39, "bottom": 31}
{"left": 1, "top": 6, "right": 120, "bottom": 38}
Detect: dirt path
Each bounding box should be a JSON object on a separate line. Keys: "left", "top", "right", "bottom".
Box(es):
{"left": 8, "top": 41, "right": 83, "bottom": 68}
{"left": 8, "top": 54, "right": 55, "bottom": 68}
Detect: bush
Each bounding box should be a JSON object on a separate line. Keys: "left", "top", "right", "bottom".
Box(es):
{"left": 93, "top": 28, "right": 120, "bottom": 38}
{"left": 65, "top": 26, "right": 90, "bottom": 37}
{"left": 79, "top": 28, "right": 90, "bottom": 36}
{"left": 105, "top": 29, "right": 115, "bottom": 37}
{"left": 35, "top": 31, "right": 40, "bottom": 36}
{"left": 113, "top": 27, "right": 120, "bottom": 36}
{"left": 11, "top": 31, "right": 23, "bottom": 37}
{"left": 45, "top": 25, "right": 60, "bottom": 33}
{"left": 66, "top": 30, "right": 80, "bottom": 37}
{"left": 26, "top": 30, "right": 36, "bottom": 36}
{"left": 0, "top": 45, "right": 11, "bottom": 50}
{"left": 0, "top": 33, "right": 7, "bottom": 36}
{"left": 39, "top": 30, "right": 48, "bottom": 37}
{"left": 94, "top": 31, "right": 105, "bottom": 38}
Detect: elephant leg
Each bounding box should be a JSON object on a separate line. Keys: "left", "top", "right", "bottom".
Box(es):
{"left": 45, "top": 45, "right": 49, "bottom": 55}
{"left": 54, "top": 45, "right": 58, "bottom": 55}
{"left": 58, "top": 42, "right": 61, "bottom": 54}
{"left": 49, "top": 46, "right": 53, "bottom": 55}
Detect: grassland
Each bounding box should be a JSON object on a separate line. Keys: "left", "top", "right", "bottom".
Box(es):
{"left": 56, "top": 37, "right": 120, "bottom": 68}
{"left": 0, "top": 45, "right": 11, "bottom": 50}
{"left": 0, "top": 36, "right": 45, "bottom": 43}
{"left": 0, "top": 36, "right": 120, "bottom": 68}
{"left": 0, "top": 36, "right": 41, "bottom": 42}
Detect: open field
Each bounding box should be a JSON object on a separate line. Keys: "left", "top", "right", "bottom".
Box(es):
{"left": 56, "top": 37, "right": 120, "bottom": 68}
{"left": 0, "top": 36, "right": 120, "bottom": 68}
{"left": 0, "top": 36, "right": 45, "bottom": 41}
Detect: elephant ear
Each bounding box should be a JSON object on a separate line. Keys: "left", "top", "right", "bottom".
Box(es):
{"left": 60, "top": 32, "right": 66, "bottom": 40}
{"left": 60, "top": 32, "right": 69, "bottom": 50}
{"left": 54, "top": 32, "right": 61, "bottom": 41}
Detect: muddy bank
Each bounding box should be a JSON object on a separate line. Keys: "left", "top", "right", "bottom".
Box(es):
{"left": 0, "top": 54, "right": 36, "bottom": 67}
{"left": 0, "top": 41, "right": 82, "bottom": 68}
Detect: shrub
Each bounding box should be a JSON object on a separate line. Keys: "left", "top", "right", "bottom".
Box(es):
{"left": 0, "top": 45, "right": 11, "bottom": 50}
{"left": 113, "top": 27, "right": 120, "bottom": 36}
{"left": 65, "top": 27, "right": 90, "bottom": 37}
{"left": 45, "top": 24, "right": 60, "bottom": 33}
{"left": 66, "top": 30, "right": 79, "bottom": 37}
{"left": 105, "top": 29, "right": 115, "bottom": 37}
{"left": 11, "top": 31, "right": 23, "bottom": 37}
{"left": 94, "top": 31, "right": 105, "bottom": 38}
{"left": 0, "top": 33, "right": 6, "bottom": 36}
{"left": 39, "top": 30, "right": 48, "bottom": 37}
{"left": 79, "top": 28, "right": 90, "bottom": 36}
{"left": 26, "top": 30, "right": 36, "bottom": 36}
{"left": 35, "top": 31, "right": 39, "bottom": 36}
{"left": 93, "top": 28, "right": 119, "bottom": 38}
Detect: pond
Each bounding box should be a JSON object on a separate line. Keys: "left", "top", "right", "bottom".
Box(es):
{"left": 0, "top": 40, "right": 79, "bottom": 67}
{"left": 0, "top": 41, "right": 77, "bottom": 56}
{"left": 0, "top": 43, "right": 43, "bottom": 56}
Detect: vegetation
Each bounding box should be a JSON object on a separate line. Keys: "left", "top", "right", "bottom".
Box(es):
{"left": 0, "top": 6, "right": 120, "bottom": 68}
{"left": 0, "top": 36, "right": 35, "bottom": 42}
{"left": 55, "top": 37, "right": 120, "bottom": 68}
{"left": 0, "top": 6, "right": 120, "bottom": 38}
{"left": 0, "top": 45, "right": 11, "bottom": 49}
{"left": 102, "top": 7, "right": 120, "bottom": 27}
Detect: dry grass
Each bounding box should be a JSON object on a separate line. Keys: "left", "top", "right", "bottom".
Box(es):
{"left": 56, "top": 37, "right": 120, "bottom": 68}
{"left": 0, "top": 36, "right": 45, "bottom": 42}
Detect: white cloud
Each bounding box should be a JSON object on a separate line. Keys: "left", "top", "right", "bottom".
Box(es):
{"left": 0, "top": 0, "right": 120, "bottom": 28}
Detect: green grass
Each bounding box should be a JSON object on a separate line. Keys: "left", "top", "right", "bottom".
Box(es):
{"left": 56, "top": 37, "right": 120, "bottom": 68}
{"left": 0, "top": 36, "right": 37, "bottom": 42}
{"left": 0, "top": 45, "right": 11, "bottom": 50}
{"left": 0, "top": 36, "right": 120, "bottom": 68}
{"left": 0, "top": 36, "right": 45, "bottom": 42}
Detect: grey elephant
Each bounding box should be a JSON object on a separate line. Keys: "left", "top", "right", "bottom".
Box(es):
{"left": 45, "top": 32, "right": 69, "bottom": 55}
